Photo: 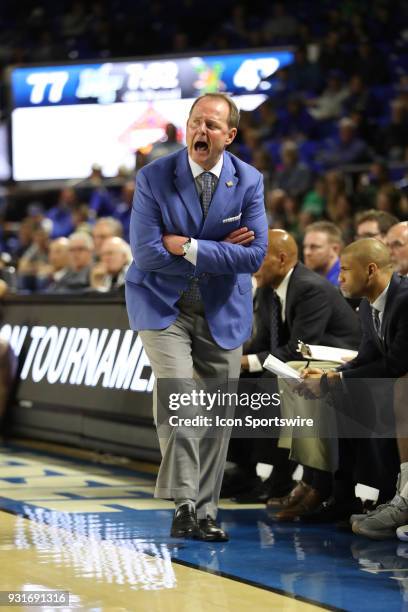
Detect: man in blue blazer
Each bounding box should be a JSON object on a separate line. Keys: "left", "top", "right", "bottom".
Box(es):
{"left": 126, "top": 93, "right": 268, "bottom": 541}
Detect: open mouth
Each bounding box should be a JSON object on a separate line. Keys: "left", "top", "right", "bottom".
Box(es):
{"left": 194, "top": 140, "right": 209, "bottom": 152}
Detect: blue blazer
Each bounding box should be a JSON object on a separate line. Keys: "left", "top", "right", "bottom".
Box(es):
{"left": 125, "top": 148, "right": 268, "bottom": 349}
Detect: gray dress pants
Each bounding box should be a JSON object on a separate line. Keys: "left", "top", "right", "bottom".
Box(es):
{"left": 139, "top": 304, "right": 242, "bottom": 519}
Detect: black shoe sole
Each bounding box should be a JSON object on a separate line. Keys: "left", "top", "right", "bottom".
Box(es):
{"left": 194, "top": 532, "right": 229, "bottom": 542}
{"left": 170, "top": 529, "right": 199, "bottom": 539}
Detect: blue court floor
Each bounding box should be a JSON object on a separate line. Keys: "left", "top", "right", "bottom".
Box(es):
{"left": 0, "top": 441, "right": 406, "bottom": 611}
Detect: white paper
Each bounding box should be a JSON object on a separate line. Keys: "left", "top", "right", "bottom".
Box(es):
{"left": 298, "top": 343, "right": 357, "bottom": 364}
{"left": 263, "top": 354, "right": 302, "bottom": 381}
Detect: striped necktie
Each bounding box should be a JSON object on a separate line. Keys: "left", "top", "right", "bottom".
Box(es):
{"left": 200, "top": 172, "right": 214, "bottom": 218}
{"left": 270, "top": 290, "right": 282, "bottom": 351}
{"left": 178, "top": 172, "right": 214, "bottom": 306}
{"left": 372, "top": 306, "right": 381, "bottom": 337}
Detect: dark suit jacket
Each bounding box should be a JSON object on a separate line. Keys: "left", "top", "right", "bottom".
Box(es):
{"left": 47, "top": 267, "right": 91, "bottom": 294}
{"left": 339, "top": 273, "right": 408, "bottom": 379}
{"left": 246, "top": 262, "right": 361, "bottom": 365}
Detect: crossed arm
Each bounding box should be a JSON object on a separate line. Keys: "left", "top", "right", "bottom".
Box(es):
{"left": 130, "top": 170, "right": 268, "bottom": 276}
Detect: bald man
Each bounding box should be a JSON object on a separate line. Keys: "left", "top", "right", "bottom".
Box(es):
{"left": 300, "top": 238, "right": 408, "bottom": 533}
{"left": 243, "top": 229, "right": 360, "bottom": 369}
{"left": 386, "top": 222, "right": 408, "bottom": 276}
{"left": 232, "top": 229, "right": 360, "bottom": 505}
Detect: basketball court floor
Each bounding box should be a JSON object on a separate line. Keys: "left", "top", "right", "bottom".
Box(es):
{"left": 0, "top": 441, "right": 406, "bottom": 611}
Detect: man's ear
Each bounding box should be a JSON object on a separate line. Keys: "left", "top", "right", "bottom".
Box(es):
{"left": 367, "top": 262, "right": 378, "bottom": 278}
{"left": 333, "top": 243, "right": 341, "bottom": 256}
{"left": 225, "top": 128, "right": 237, "bottom": 146}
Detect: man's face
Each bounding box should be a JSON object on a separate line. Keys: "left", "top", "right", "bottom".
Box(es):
{"left": 386, "top": 226, "right": 408, "bottom": 275}
{"left": 100, "top": 242, "right": 127, "bottom": 275}
{"left": 49, "top": 242, "right": 69, "bottom": 271}
{"left": 355, "top": 220, "right": 383, "bottom": 242}
{"left": 186, "top": 97, "right": 237, "bottom": 170}
{"left": 303, "top": 231, "right": 335, "bottom": 272}
{"left": 92, "top": 223, "right": 114, "bottom": 256}
{"left": 339, "top": 253, "right": 367, "bottom": 298}
{"left": 68, "top": 239, "right": 92, "bottom": 271}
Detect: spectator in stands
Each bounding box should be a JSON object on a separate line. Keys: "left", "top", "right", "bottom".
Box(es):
{"left": 72, "top": 204, "right": 93, "bottom": 235}
{"left": 90, "top": 237, "right": 131, "bottom": 292}
{"left": 327, "top": 193, "right": 353, "bottom": 245}
{"left": 92, "top": 217, "right": 123, "bottom": 260}
{"left": 286, "top": 47, "right": 321, "bottom": 95}
{"left": 325, "top": 170, "right": 353, "bottom": 242}
{"left": 308, "top": 71, "right": 349, "bottom": 121}
{"left": 275, "top": 141, "right": 312, "bottom": 199}
{"left": 354, "top": 209, "right": 399, "bottom": 243}
{"left": 265, "top": 189, "right": 286, "bottom": 228}
{"left": 46, "top": 188, "right": 77, "bottom": 239}
{"left": 86, "top": 164, "right": 116, "bottom": 217}
{"left": 318, "top": 31, "right": 350, "bottom": 76}
{"left": 355, "top": 160, "right": 393, "bottom": 210}
{"left": 375, "top": 186, "right": 402, "bottom": 217}
{"left": 17, "top": 222, "right": 51, "bottom": 292}
{"left": 45, "top": 237, "right": 70, "bottom": 289}
{"left": 377, "top": 98, "right": 408, "bottom": 161}
{"left": 255, "top": 100, "right": 280, "bottom": 140}
{"left": 300, "top": 176, "right": 326, "bottom": 220}
{"left": 113, "top": 181, "right": 135, "bottom": 242}
{"left": 146, "top": 123, "right": 184, "bottom": 163}
{"left": 386, "top": 222, "right": 408, "bottom": 276}
{"left": 8, "top": 218, "right": 37, "bottom": 264}
{"left": 343, "top": 75, "right": 375, "bottom": 117}
{"left": 48, "top": 232, "right": 93, "bottom": 293}
{"left": 303, "top": 221, "right": 343, "bottom": 286}
{"left": 278, "top": 96, "right": 317, "bottom": 141}
{"left": 262, "top": 2, "right": 298, "bottom": 44}
{"left": 270, "top": 67, "right": 295, "bottom": 109}
{"left": 251, "top": 148, "right": 274, "bottom": 192}
{"left": 318, "top": 117, "right": 371, "bottom": 168}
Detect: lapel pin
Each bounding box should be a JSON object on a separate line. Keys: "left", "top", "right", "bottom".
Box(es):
{"left": 226, "top": 180, "right": 233, "bottom": 187}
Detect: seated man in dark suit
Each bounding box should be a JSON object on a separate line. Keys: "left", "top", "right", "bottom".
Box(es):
{"left": 228, "top": 229, "right": 361, "bottom": 506}
{"left": 300, "top": 239, "right": 408, "bottom": 532}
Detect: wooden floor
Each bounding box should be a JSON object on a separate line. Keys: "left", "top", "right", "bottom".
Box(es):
{"left": 1, "top": 440, "right": 402, "bottom": 612}
{"left": 0, "top": 510, "right": 324, "bottom": 611}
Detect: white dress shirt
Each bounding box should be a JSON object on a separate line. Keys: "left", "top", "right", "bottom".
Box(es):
{"left": 247, "top": 268, "right": 295, "bottom": 373}
{"left": 182, "top": 155, "right": 224, "bottom": 266}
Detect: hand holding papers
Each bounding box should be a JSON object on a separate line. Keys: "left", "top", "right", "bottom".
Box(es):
{"left": 263, "top": 354, "right": 321, "bottom": 398}
{"left": 263, "top": 354, "right": 302, "bottom": 381}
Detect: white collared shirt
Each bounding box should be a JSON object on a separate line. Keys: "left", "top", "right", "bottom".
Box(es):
{"left": 247, "top": 268, "right": 295, "bottom": 373}
{"left": 188, "top": 155, "right": 224, "bottom": 182}
{"left": 275, "top": 267, "right": 294, "bottom": 322}
{"left": 183, "top": 155, "right": 224, "bottom": 266}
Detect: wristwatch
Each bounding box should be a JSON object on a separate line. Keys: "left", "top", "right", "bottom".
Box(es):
{"left": 182, "top": 238, "right": 191, "bottom": 256}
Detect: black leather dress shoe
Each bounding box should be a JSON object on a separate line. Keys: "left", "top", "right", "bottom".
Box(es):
{"left": 195, "top": 516, "right": 229, "bottom": 542}
{"left": 170, "top": 504, "right": 198, "bottom": 538}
